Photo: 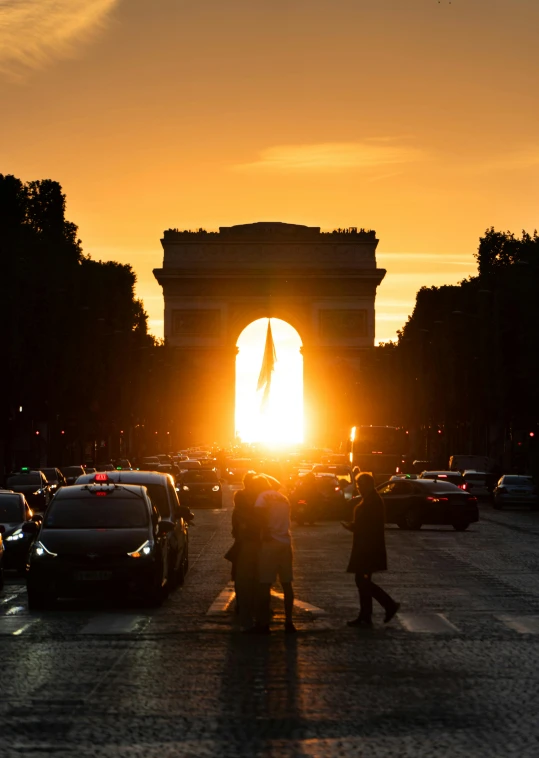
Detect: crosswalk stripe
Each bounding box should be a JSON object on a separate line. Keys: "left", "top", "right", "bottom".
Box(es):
{"left": 80, "top": 614, "right": 148, "bottom": 635}
{"left": 0, "top": 588, "right": 26, "bottom": 605}
{"left": 271, "top": 590, "right": 326, "bottom": 616}
{"left": 207, "top": 582, "right": 235, "bottom": 614}
{"left": 0, "top": 617, "right": 38, "bottom": 635}
{"left": 398, "top": 613, "right": 460, "bottom": 634}
{"left": 497, "top": 615, "right": 539, "bottom": 634}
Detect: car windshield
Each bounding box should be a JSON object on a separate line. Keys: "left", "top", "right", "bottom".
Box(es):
{"left": 41, "top": 469, "right": 58, "bottom": 480}
{"left": 7, "top": 474, "right": 40, "bottom": 486}
{"left": 465, "top": 473, "right": 487, "bottom": 482}
{"left": 503, "top": 476, "right": 533, "bottom": 486}
{"left": 61, "top": 467, "right": 84, "bottom": 477}
{"left": 0, "top": 497, "right": 24, "bottom": 521}
{"left": 44, "top": 498, "right": 149, "bottom": 528}
{"left": 183, "top": 470, "right": 218, "bottom": 483}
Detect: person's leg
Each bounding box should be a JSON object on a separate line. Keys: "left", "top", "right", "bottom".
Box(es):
{"left": 370, "top": 579, "right": 400, "bottom": 622}
{"left": 355, "top": 572, "right": 373, "bottom": 621}
{"left": 281, "top": 582, "right": 294, "bottom": 623}
{"left": 370, "top": 580, "right": 396, "bottom": 612}
{"left": 235, "top": 543, "right": 258, "bottom": 628}
{"left": 255, "top": 582, "right": 272, "bottom": 628}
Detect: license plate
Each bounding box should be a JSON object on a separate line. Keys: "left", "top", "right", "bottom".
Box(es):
{"left": 74, "top": 571, "right": 112, "bottom": 581}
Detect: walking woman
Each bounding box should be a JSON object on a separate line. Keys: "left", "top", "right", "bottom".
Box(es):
{"left": 342, "top": 473, "right": 400, "bottom": 627}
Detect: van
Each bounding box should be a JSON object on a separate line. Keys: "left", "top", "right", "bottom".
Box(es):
{"left": 449, "top": 455, "right": 493, "bottom": 473}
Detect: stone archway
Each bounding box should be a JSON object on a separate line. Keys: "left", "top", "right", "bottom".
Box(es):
{"left": 153, "top": 222, "right": 386, "bottom": 446}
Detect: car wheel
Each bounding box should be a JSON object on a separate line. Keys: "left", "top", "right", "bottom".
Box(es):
{"left": 452, "top": 522, "right": 470, "bottom": 531}
{"left": 398, "top": 510, "right": 422, "bottom": 530}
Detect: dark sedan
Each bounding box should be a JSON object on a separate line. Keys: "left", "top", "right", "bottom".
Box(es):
{"left": 0, "top": 492, "right": 41, "bottom": 571}
{"left": 5, "top": 471, "right": 51, "bottom": 512}
{"left": 26, "top": 480, "right": 175, "bottom": 609}
{"left": 376, "top": 478, "right": 479, "bottom": 530}
{"left": 180, "top": 469, "right": 222, "bottom": 508}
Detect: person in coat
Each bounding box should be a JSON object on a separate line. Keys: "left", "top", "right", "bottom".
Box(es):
{"left": 229, "top": 472, "right": 260, "bottom": 630}
{"left": 342, "top": 473, "right": 400, "bottom": 627}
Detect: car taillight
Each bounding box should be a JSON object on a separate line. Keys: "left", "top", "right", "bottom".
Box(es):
{"left": 334, "top": 486, "right": 340, "bottom": 492}
{"left": 458, "top": 483, "right": 467, "bottom": 490}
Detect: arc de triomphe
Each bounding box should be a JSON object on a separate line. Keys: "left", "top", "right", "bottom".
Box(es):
{"left": 153, "top": 222, "right": 386, "bottom": 446}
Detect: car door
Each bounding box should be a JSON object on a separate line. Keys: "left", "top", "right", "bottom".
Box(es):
{"left": 378, "top": 481, "right": 415, "bottom": 524}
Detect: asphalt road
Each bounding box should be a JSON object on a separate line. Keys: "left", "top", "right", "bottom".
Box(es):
{"left": 2, "top": 488, "right": 539, "bottom": 757}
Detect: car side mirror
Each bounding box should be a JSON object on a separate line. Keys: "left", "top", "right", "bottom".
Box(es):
{"left": 22, "top": 521, "right": 39, "bottom": 534}
{"left": 158, "top": 520, "right": 175, "bottom": 535}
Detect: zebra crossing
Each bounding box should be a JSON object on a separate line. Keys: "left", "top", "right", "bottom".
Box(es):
{"left": 3, "top": 580, "right": 539, "bottom": 638}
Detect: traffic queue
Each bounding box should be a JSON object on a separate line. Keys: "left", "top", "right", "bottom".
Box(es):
{"left": 0, "top": 445, "right": 537, "bottom": 605}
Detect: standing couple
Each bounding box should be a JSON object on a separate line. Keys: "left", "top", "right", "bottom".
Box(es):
{"left": 229, "top": 473, "right": 296, "bottom": 634}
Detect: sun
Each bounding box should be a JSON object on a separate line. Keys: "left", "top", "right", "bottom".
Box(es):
{"left": 235, "top": 318, "right": 303, "bottom": 445}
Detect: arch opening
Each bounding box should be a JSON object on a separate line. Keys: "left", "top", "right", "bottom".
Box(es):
{"left": 235, "top": 318, "right": 303, "bottom": 445}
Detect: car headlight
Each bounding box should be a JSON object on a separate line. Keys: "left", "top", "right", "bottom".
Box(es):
{"left": 33, "top": 540, "right": 57, "bottom": 558}
{"left": 6, "top": 529, "right": 25, "bottom": 542}
{"left": 212, "top": 485, "right": 220, "bottom": 492}
{"left": 32, "top": 489, "right": 44, "bottom": 496}
{"left": 182, "top": 485, "right": 190, "bottom": 491}
{"left": 127, "top": 540, "right": 153, "bottom": 558}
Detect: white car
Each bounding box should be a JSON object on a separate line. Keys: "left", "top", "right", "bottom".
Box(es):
{"left": 493, "top": 475, "right": 538, "bottom": 510}
{"left": 463, "top": 471, "right": 492, "bottom": 499}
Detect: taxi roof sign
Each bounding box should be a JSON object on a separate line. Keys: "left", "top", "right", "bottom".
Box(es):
{"left": 94, "top": 473, "right": 109, "bottom": 482}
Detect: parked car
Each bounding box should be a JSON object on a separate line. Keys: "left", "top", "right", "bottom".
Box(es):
{"left": 0, "top": 491, "right": 41, "bottom": 572}
{"left": 26, "top": 477, "right": 176, "bottom": 609}
{"left": 60, "top": 466, "right": 85, "bottom": 485}
{"left": 5, "top": 470, "right": 51, "bottom": 512}
{"left": 420, "top": 471, "right": 468, "bottom": 490}
{"left": 75, "top": 470, "right": 192, "bottom": 586}
{"left": 377, "top": 478, "right": 479, "bottom": 530}
{"left": 180, "top": 469, "right": 222, "bottom": 508}
{"left": 493, "top": 475, "right": 538, "bottom": 510}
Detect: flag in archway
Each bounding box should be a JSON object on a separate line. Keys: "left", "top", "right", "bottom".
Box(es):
{"left": 257, "top": 319, "right": 277, "bottom": 410}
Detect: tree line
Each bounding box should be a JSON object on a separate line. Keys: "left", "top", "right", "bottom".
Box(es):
{"left": 355, "top": 228, "right": 539, "bottom": 473}
{"left": 0, "top": 174, "right": 172, "bottom": 473}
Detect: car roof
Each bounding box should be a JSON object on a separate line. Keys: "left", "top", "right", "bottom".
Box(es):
{"left": 75, "top": 471, "right": 172, "bottom": 486}
{"left": 501, "top": 474, "right": 532, "bottom": 479}
{"left": 53, "top": 483, "right": 149, "bottom": 499}
{"left": 382, "top": 478, "right": 462, "bottom": 491}
{"left": 422, "top": 470, "right": 463, "bottom": 476}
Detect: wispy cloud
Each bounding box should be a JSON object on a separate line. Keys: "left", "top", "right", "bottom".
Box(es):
{"left": 234, "top": 140, "right": 425, "bottom": 173}
{"left": 0, "top": 0, "right": 120, "bottom": 76}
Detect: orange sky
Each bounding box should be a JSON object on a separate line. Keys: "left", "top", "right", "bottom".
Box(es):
{"left": 1, "top": 0, "right": 538, "bottom": 342}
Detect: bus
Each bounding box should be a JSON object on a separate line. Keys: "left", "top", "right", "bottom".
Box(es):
{"left": 348, "top": 425, "right": 407, "bottom": 483}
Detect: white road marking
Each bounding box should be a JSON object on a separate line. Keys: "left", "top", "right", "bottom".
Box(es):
{"left": 0, "top": 618, "right": 38, "bottom": 635}
{"left": 80, "top": 614, "right": 148, "bottom": 635}
{"left": 271, "top": 590, "right": 326, "bottom": 616}
{"left": 0, "top": 588, "right": 26, "bottom": 605}
{"left": 497, "top": 615, "right": 539, "bottom": 634}
{"left": 398, "top": 613, "right": 460, "bottom": 634}
{"left": 13, "top": 622, "right": 35, "bottom": 636}
{"left": 207, "top": 582, "right": 236, "bottom": 614}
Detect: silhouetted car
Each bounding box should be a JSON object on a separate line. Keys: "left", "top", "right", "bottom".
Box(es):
{"left": 224, "top": 459, "right": 252, "bottom": 483}
{"left": 60, "top": 466, "right": 85, "bottom": 485}
{"left": 0, "top": 491, "right": 41, "bottom": 571}
{"left": 75, "top": 470, "right": 191, "bottom": 586}
{"left": 40, "top": 468, "right": 67, "bottom": 494}
{"left": 180, "top": 469, "right": 222, "bottom": 508}
{"left": 112, "top": 459, "right": 132, "bottom": 470}
{"left": 26, "top": 477, "right": 175, "bottom": 609}
{"left": 420, "top": 471, "right": 468, "bottom": 490}
{"left": 138, "top": 457, "right": 161, "bottom": 472}
{"left": 493, "top": 475, "right": 538, "bottom": 510}
{"left": 312, "top": 465, "right": 356, "bottom": 500}
{"left": 6, "top": 470, "right": 51, "bottom": 512}
{"left": 376, "top": 478, "right": 479, "bottom": 530}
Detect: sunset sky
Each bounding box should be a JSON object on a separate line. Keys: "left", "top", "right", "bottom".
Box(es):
{"left": 1, "top": 0, "right": 538, "bottom": 342}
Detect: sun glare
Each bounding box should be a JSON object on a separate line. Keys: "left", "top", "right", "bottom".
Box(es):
{"left": 235, "top": 318, "right": 303, "bottom": 445}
